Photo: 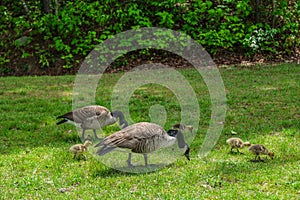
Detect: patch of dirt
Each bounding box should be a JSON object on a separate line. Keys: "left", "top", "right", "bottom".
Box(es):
{"left": 1, "top": 48, "right": 299, "bottom": 76}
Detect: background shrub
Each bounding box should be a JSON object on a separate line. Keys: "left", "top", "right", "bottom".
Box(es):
{"left": 0, "top": 0, "right": 299, "bottom": 75}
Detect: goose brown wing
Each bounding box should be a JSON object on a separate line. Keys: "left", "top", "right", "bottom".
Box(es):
{"left": 57, "top": 111, "right": 75, "bottom": 121}
{"left": 58, "top": 106, "right": 110, "bottom": 123}
{"left": 95, "top": 126, "right": 138, "bottom": 156}
{"left": 96, "top": 122, "right": 165, "bottom": 155}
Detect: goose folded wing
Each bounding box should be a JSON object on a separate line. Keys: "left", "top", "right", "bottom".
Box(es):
{"left": 95, "top": 129, "right": 135, "bottom": 155}
{"left": 75, "top": 106, "right": 108, "bottom": 120}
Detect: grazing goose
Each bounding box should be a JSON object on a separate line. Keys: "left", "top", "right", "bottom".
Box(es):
{"left": 69, "top": 140, "right": 92, "bottom": 159}
{"left": 95, "top": 122, "right": 190, "bottom": 167}
{"left": 56, "top": 105, "right": 128, "bottom": 140}
{"left": 248, "top": 144, "right": 274, "bottom": 162}
{"left": 172, "top": 123, "right": 193, "bottom": 133}
{"left": 226, "top": 137, "right": 251, "bottom": 153}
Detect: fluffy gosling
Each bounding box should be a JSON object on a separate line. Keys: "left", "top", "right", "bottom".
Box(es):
{"left": 226, "top": 137, "right": 251, "bottom": 153}
{"left": 248, "top": 144, "right": 274, "bottom": 162}
{"left": 69, "top": 140, "right": 92, "bottom": 159}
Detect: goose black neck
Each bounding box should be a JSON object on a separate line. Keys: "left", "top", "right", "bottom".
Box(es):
{"left": 178, "top": 131, "right": 190, "bottom": 161}
{"left": 176, "top": 130, "right": 187, "bottom": 148}
{"left": 111, "top": 110, "right": 128, "bottom": 129}
{"left": 167, "top": 129, "right": 190, "bottom": 161}
{"left": 184, "top": 146, "right": 190, "bottom": 161}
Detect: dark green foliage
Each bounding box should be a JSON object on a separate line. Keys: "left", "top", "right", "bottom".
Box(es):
{"left": 0, "top": 0, "right": 299, "bottom": 74}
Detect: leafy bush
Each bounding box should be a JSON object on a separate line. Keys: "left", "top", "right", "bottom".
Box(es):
{"left": 0, "top": 0, "right": 299, "bottom": 75}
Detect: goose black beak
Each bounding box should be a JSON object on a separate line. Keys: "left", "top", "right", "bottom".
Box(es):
{"left": 184, "top": 145, "right": 190, "bottom": 161}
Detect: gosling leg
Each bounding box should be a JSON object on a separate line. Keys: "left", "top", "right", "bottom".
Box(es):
{"left": 237, "top": 148, "right": 244, "bottom": 154}
{"left": 251, "top": 155, "right": 260, "bottom": 162}
{"left": 258, "top": 155, "right": 265, "bottom": 162}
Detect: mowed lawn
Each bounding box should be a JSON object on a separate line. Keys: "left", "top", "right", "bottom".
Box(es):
{"left": 0, "top": 63, "right": 299, "bottom": 199}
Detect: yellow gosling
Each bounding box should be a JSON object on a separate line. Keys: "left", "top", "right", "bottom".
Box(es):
{"left": 69, "top": 140, "right": 92, "bottom": 159}
{"left": 226, "top": 137, "right": 251, "bottom": 153}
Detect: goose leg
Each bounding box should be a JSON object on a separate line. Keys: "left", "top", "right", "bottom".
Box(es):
{"left": 127, "top": 153, "right": 133, "bottom": 167}
{"left": 93, "top": 129, "right": 99, "bottom": 140}
{"left": 81, "top": 129, "right": 86, "bottom": 141}
{"left": 143, "top": 154, "right": 148, "bottom": 167}
{"left": 86, "top": 134, "right": 92, "bottom": 141}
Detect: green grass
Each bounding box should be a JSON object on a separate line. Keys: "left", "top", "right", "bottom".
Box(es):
{"left": 0, "top": 63, "right": 299, "bottom": 199}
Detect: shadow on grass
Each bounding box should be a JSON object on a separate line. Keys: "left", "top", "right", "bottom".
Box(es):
{"left": 91, "top": 164, "right": 166, "bottom": 178}
{"left": 90, "top": 161, "right": 183, "bottom": 177}
{"left": 203, "top": 151, "right": 300, "bottom": 179}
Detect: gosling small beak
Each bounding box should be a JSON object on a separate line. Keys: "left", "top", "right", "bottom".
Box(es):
{"left": 184, "top": 146, "right": 190, "bottom": 161}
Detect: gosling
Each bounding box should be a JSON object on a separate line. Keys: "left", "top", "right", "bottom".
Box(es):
{"left": 226, "top": 137, "right": 251, "bottom": 153}
{"left": 248, "top": 144, "right": 274, "bottom": 162}
{"left": 69, "top": 140, "right": 92, "bottom": 159}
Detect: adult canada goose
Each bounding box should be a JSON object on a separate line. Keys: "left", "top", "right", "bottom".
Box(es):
{"left": 56, "top": 105, "right": 128, "bottom": 140}
{"left": 69, "top": 140, "right": 92, "bottom": 159}
{"left": 226, "top": 137, "right": 251, "bottom": 153}
{"left": 248, "top": 144, "right": 274, "bottom": 162}
{"left": 95, "top": 122, "right": 190, "bottom": 167}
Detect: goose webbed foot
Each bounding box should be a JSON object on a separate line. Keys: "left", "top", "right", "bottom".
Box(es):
{"left": 127, "top": 163, "right": 134, "bottom": 168}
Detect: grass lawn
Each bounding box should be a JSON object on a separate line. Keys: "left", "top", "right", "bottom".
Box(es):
{"left": 0, "top": 63, "right": 299, "bottom": 199}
